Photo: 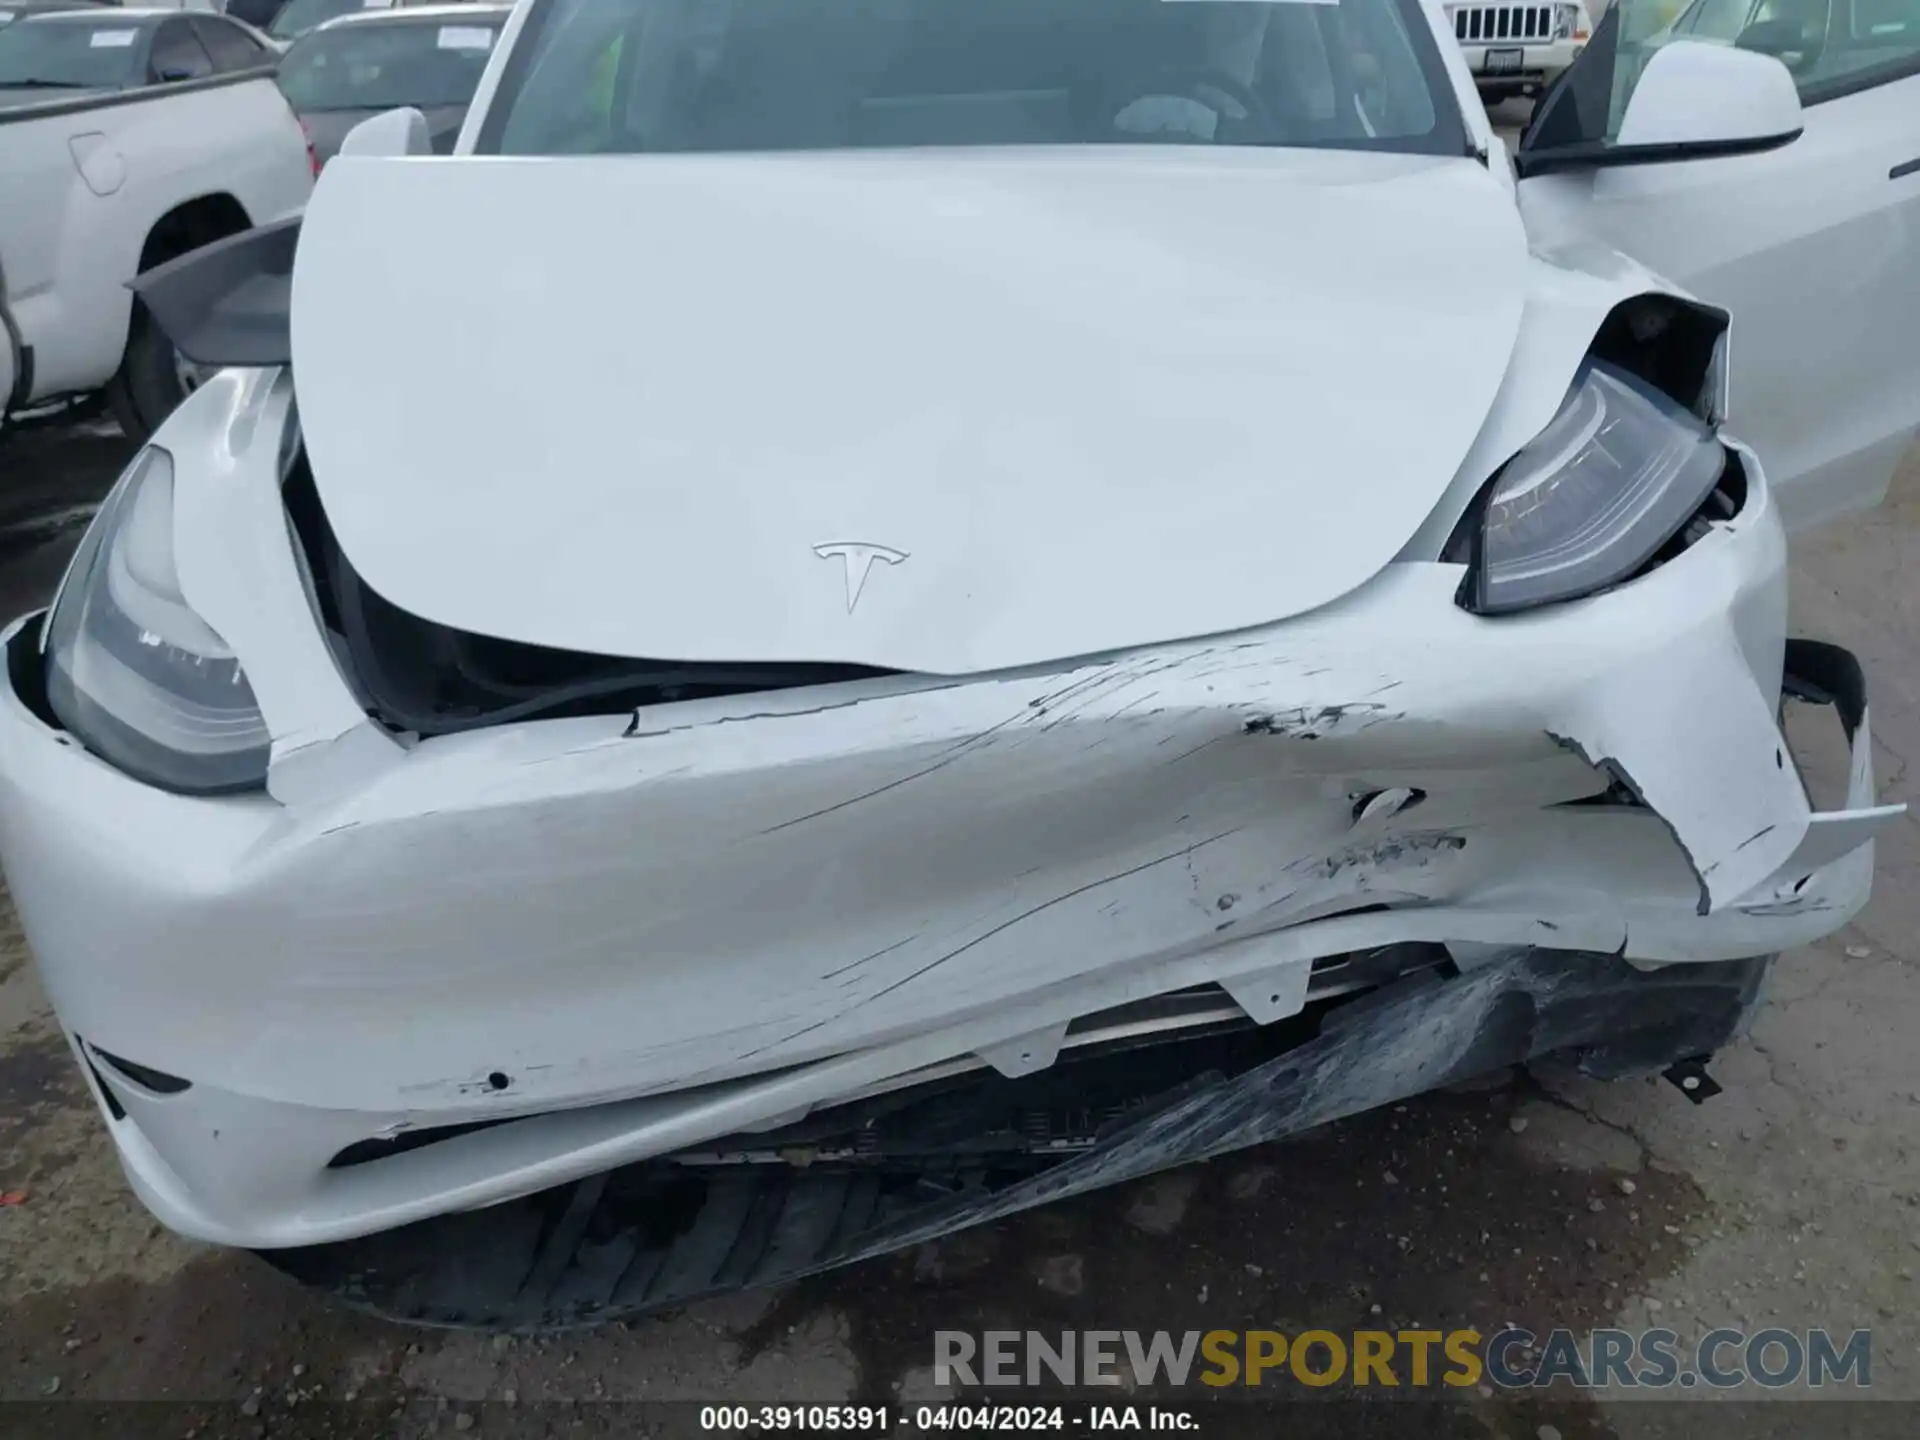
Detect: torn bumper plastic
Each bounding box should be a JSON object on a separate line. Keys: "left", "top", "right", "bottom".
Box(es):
{"left": 266, "top": 945, "right": 1770, "bottom": 1330}
{"left": 0, "top": 398, "right": 1901, "bottom": 1251}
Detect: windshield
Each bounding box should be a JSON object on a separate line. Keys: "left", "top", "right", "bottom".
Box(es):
{"left": 278, "top": 17, "right": 500, "bottom": 107}
{"left": 270, "top": 0, "right": 378, "bottom": 41}
{"left": 0, "top": 17, "right": 143, "bottom": 85}
{"left": 478, "top": 0, "right": 1465, "bottom": 157}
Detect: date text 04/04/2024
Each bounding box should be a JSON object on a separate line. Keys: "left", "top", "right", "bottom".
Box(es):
{"left": 698, "top": 1405, "right": 1201, "bottom": 1431}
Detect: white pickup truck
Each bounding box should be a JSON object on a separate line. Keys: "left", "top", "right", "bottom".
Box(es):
{"left": 0, "top": 10, "right": 312, "bottom": 438}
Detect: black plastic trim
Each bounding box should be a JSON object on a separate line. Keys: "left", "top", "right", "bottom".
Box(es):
{"left": 1893, "top": 157, "right": 1920, "bottom": 182}
{"left": 4, "top": 612, "right": 58, "bottom": 731}
{"left": 329, "top": 1118, "right": 514, "bottom": 1170}
{"left": 1781, "top": 639, "right": 1867, "bottom": 745}
{"left": 91, "top": 1047, "right": 193, "bottom": 1095}
{"left": 1588, "top": 293, "right": 1730, "bottom": 418}
{"left": 83, "top": 1058, "right": 128, "bottom": 1122}
{"left": 1516, "top": 126, "right": 1802, "bottom": 180}
{"left": 0, "top": 66, "right": 279, "bottom": 127}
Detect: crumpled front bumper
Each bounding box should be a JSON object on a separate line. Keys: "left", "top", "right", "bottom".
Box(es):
{"left": 0, "top": 404, "right": 1902, "bottom": 1250}
{"left": 268, "top": 944, "right": 1772, "bottom": 1329}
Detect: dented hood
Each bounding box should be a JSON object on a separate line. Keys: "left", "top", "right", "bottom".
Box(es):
{"left": 291, "top": 148, "right": 1528, "bottom": 673}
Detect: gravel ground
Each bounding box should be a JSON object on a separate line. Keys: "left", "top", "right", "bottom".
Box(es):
{"left": 0, "top": 409, "right": 1915, "bottom": 1440}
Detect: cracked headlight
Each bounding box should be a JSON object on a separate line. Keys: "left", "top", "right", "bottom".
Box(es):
{"left": 1461, "top": 360, "right": 1727, "bottom": 616}
{"left": 42, "top": 446, "right": 270, "bottom": 794}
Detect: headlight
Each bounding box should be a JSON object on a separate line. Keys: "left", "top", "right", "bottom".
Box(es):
{"left": 42, "top": 446, "right": 270, "bottom": 794}
{"left": 1553, "top": 2, "right": 1582, "bottom": 37}
{"left": 1698, "top": 327, "right": 1731, "bottom": 427}
{"left": 1460, "top": 361, "right": 1728, "bottom": 616}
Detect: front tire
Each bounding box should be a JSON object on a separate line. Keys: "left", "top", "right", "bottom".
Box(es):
{"left": 109, "top": 198, "right": 248, "bottom": 439}
{"left": 106, "top": 306, "right": 200, "bottom": 442}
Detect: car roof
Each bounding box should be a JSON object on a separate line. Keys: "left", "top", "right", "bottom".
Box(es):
{"left": 33, "top": 0, "right": 235, "bottom": 14}
{"left": 18, "top": 8, "right": 170, "bottom": 20}
{"left": 313, "top": 2, "right": 510, "bottom": 28}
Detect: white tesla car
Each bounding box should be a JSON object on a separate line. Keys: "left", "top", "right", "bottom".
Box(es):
{"left": 1, "top": 0, "right": 1916, "bottom": 1328}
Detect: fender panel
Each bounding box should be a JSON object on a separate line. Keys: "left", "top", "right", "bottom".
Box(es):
{"left": 127, "top": 217, "right": 300, "bottom": 369}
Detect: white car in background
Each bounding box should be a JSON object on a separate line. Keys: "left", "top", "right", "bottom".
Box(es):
{"left": 1445, "top": 0, "right": 1596, "bottom": 104}
{"left": 1, "top": 0, "right": 1917, "bottom": 1330}
{"left": 1640, "top": 0, "right": 1915, "bottom": 90}
{"left": 263, "top": 0, "right": 493, "bottom": 47}
{"left": 0, "top": 5, "right": 311, "bottom": 436}
{"left": 275, "top": 4, "right": 510, "bottom": 167}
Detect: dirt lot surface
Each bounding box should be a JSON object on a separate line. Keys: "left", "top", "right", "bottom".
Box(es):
{"left": 0, "top": 410, "right": 1915, "bottom": 1439}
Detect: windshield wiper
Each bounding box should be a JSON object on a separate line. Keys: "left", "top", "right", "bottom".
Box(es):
{"left": 2, "top": 79, "right": 96, "bottom": 89}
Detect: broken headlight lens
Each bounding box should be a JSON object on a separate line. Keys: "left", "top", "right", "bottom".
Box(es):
{"left": 1463, "top": 360, "right": 1726, "bottom": 616}
{"left": 42, "top": 447, "right": 270, "bottom": 794}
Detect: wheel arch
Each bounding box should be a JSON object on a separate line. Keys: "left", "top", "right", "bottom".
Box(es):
{"left": 108, "top": 193, "right": 258, "bottom": 439}
{"left": 139, "top": 192, "right": 257, "bottom": 273}
{"left": 93, "top": 190, "right": 258, "bottom": 378}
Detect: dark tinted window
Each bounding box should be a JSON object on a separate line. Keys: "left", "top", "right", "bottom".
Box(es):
{"left": 1608, "top": 0, "right": 1917, "bottom": 117}
{"left": 1796, "top": 0, "right": 1920, "bottom": 99}
{"left": 149, "top": 17, "right": 214, "bottom": 80}
{"left": 0, "top": 16, "right": 147, "bottom": 87}
{"left": 225, "top": 0, "right": 291, "bottom": 28}
{"left": 270, "top": 0, "right": 376, "bottom": 41}
{"left": 194, "top": 15, "right": 270, "bottom": 70}
{"left": 1677, "top": 0, "right": 1758, "bottom": 33}
{"left": 277, "top": 16, "right": 501, "bottom": 109}
{"left": 480, "top": 0, "right": 1466, "bottom": 158}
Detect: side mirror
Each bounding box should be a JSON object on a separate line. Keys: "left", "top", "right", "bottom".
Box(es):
{"left": 1613, "top": 40, "right": 1803, "bottom": 149}
{"left": 1518, "top": 38, "right": 1803, "bottom": 177}
{"left": 337, "top": 106, "right": 432, "bottom": 160}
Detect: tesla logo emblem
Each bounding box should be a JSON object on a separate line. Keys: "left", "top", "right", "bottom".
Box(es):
{"left": 813, "top": 542, "right": 907, "bottom": 612}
